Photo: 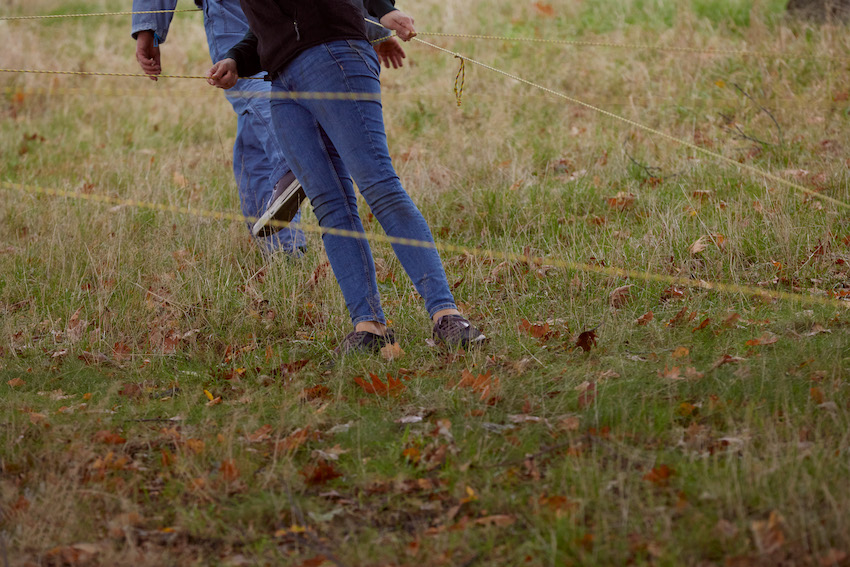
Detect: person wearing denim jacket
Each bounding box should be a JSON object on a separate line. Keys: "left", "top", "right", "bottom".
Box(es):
{"left": 207, "top": 1, "right": 487, "bottom": 353}
{"left": 130, "top": 0, "right": 404, "bottom": 256}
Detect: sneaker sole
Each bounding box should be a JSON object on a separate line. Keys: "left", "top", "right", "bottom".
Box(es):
{"left": 252, "top": 180, "right": 307, "bottom": 238}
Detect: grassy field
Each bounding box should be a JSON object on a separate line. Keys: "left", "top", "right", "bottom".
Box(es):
{"left": 2, "top": 0, "right": 850, "bottom": 565}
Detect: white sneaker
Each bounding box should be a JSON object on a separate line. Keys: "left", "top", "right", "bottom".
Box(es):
{"left": 252, "top": 171, "right": 306, "bottom": 237}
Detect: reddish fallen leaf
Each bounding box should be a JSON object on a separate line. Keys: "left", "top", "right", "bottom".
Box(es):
{"left": 93, "top": 430, "right": 127, "bottom": 445}
{"left": 532, "top": 2, "right": 555, "bottom": 17}
{"left": 668, "top": 306, "right": 691, "bottom": 326}
{"left": 219, "top": 459, "right": 240, "bottom": 482}
{"left": 118, "top": 382, "right": 143, "bottom": 398}
{"left": 276, "top": 427, "right": 313, "bottom": 453}
{"left": 692, "top": 318, "right": 711, "bottom": 332}
{"left": 7, "top": 377, "right": 25, "bottom": 387}
{"left": 722, "top": 313, "right": 742, "bottom": 328}
{"left": 636, "top": 311, "right": 654, "bottom": 326}
{"left": 301, "top": 385, "right": 331, "bottom": 401}
{"left": 746, "top": 332, "right": 779, "bottom": 346}
{"left": 672, "top": 346, "right": 690, "bottom": 359}
{"left": 712, "top": 354, "right": 745, "bottom": 369}
{"left": 457, "top": 370, "right": 500, "bottom": 402}
{"left": 643, "top": 464, "right": 674, "bottom": 486}
{"left": 247, "top": 424, "right": 273, "bottom": 443}
{"left": 751, "top": 511, "right": 786, "bottom": 554}
{"left": 575, "top": 329, "right": 598, "bottom": 352}
{"left": 810, "top": 387, "right": 825, "bottom": 405}
{"left": 301, "top": 460, "right": 342, "bottom": 486}
{"left": 297, "top": 556, "right": 329, "bottom": 567}
{"left": 280, "top": 359, "right": 310, "bottom": 378}
{"left": 518, "top": 319, "right": 559, "bottom": 341}
{"left": 658, "top": 365, "right": 683, "bottom": 380}
{"left": 818, "top": 549, "right": 848, "bottom": 567}
{"left": 308, "top": 261, "right": 330, "bottom": 287}
{"left": 661, "top": 286, "right": 686, "bottom": 302}
{"left": 354, "top": 373, "right": 406, "bottom": 396}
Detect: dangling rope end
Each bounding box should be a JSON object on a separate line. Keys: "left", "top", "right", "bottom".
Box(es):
{"left": 453, "top": 56, "right": 465, "bottom": 107}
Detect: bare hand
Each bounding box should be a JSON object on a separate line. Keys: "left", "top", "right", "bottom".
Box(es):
{"left": 135, "top": 30, "right": 161, "bottom": 81}
{"left": 207, "top": 59, "right": 239, "bottom": 89}
{"left": 379, "top": 10, "right": 416, "bottom": 41}
{"left": 373, "top": 37, "right": 406, "bottom": 69}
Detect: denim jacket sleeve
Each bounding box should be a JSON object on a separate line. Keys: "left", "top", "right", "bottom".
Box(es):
{"left": 131, "top": 0, "right": 179, "bottom": 42}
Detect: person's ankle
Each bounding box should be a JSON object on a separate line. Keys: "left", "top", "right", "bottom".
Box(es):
{"left": 354, "top": 321, "right": 388, "bottom": 336}
{"left": 431, "top": 308, "right": 461, "bottom": 324}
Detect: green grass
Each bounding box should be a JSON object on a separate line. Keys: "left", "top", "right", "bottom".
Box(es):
{"left": 2, "top": 0, "right": 850, "bottom": 565}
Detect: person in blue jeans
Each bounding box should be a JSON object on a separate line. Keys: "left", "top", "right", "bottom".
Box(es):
{"left": 131, "top": 0, "right": 406, "bottom": 255}
{"left": 207, "top": 0, "right": 486, "bottom": 353}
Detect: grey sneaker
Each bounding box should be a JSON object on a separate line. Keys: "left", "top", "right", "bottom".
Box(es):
{"left": 432, "top": 314, "right": 486, "bottom": 348}
{"left": 335, "top": 329, "right": 396, "bottom": 355}
{"left": 252, "top": 171, "right": 307, "bottom": 237}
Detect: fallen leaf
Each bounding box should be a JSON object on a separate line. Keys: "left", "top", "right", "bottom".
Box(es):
{"left": 93, "top": 430, "right": 127, "bottom": 445}
{"left": 643, "top": 464, "right": 674, "bottom": 486}
{"left": 7, "top": 377, "right": 25, "bottom": 387}
{"left": 689, "top": 236, "right": 709, "bottom": 255}
{"left": 746, "top": 332, "right": 779, "bottom": 346}
{"left": 692, "top": 318, "right": 711, "bottom": 332}
{"left": 354, "top": 373, "right": 406, "bottom": 396}
{"left": 301, "top": 460, "right": 342, "bottom": 486}
{"left": 751, "top": 511, "right": 786, "bottom": 554}
{"left": 575, "top": 329, "right": 598, "bottom": 352}
{"left": 636, "top": 311, "right": 654, "bottom": 326}
{"left": 301, "top": 385, "right": 331, "bottom": 401}
{"left": 712, "top": 354, "right": 745, "bottom": 369}
{"left": 219, "top": 459, "right": 240, "bottom": 482}
{"left": 380, "top": 342, "right": 405, "bottom": 361}
{"left": 609, "top": 285, "right": 634, "bottom": 309}
{"left": 672, "top": 347, "right": 690, "bottom": 359}
{"left": 458, "top": 370, "right": 500, "bottom": 402}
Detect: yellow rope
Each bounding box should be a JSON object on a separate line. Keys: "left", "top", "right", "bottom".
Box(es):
{"left": 1, "top": 180, "right": 847, "bottom": 310}
{"left": 0, "top": 9, "right": 202, "bottom": 21}
{"left": 414, "top": 31, "right": 844, "bottom": 61}
{"left": 408, "top": 35, "right": 850, "bottom": 211}
{"left": 0, "top": 68, "right": 264, "bottom": 81}
{"left": 2, "top": 84, "right": 382, "bottom": 101}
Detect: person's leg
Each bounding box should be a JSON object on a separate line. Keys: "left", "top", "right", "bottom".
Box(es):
{"left": 280, "top": 40, "right": 457, "bottom": 319}
{"left": 268, "top": 85, "right": 385, "bottom": 328}
{"left": 203, "top": 0, "right": 305, "bottom": 254}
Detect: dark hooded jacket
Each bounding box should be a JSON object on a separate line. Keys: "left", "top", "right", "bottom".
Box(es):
{"left": 226, "top": 0, "right": 396, "bottom": 78}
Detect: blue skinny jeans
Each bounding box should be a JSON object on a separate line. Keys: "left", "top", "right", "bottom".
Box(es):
{"left": 202, "top": 0, "right": 305, "bottom": 252}
{"left": 268, "top": 40, "right": 457, "bottom": 327}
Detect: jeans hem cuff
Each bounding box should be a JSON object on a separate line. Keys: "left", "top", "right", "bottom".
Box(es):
{"left": 351, "top": 315, "right": 386, "bottom": 327}
{"left": 428, "top": 303, "right": 458, "bottom": 319}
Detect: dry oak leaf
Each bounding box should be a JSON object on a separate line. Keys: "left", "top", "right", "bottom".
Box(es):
{"left": 636, "top": 311, "right": 654, "bottom": 326}
{"left": 301, "top": 459, "right": 342, "bottom": 486}
{"left": 276, "top": 427, "right": 314, "bottom": 453}
{"left": 643, "top": 464, "right": 675, "bottom": 487}
{"left": 458, "top": 369, "right": 500, "bottom": 402}
{"left": 246, "top": 424, "right": 273, "bottom": 443}
{"left": 380, "top": 342, "right": 405, "bottom": 361}
{"left": 672, "top": 346, "right": 690, "bottom": 359}
{"left": 518, "top": 319, "right": 560, "bottom": 341}
{"left": 575, "top": 329, "right": 598, "bottom": 352}
{"left": 609, "top": 284, "right": 634, "bottom": 309}
{"left": 219, "top": 459, "right": 240, "bottom": 482}
{"left": 606, "top": 192, "right": 637, "bottom": 211}
{"left": 746, "top": 332, "right": 779, "bottom": 346}
{"left": 354, "top": 373, "right": 406, "bottom": 396}
{"left": 692, "top": 318, "right": 711, "bottom": 332}
{"left": 93, "top": 430, "right": 127, "bottom": 445}
{"left": 712, "top": 354, "right": 745, "bottom": 369}
{"left": 7, "top": 377, "right": 25, "bottom": 387}
{"left": 751, "top": 511, "right": 786, "bottom": 554}
{"left": 689, "top": 236, "right": 709, "bottom": 256}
